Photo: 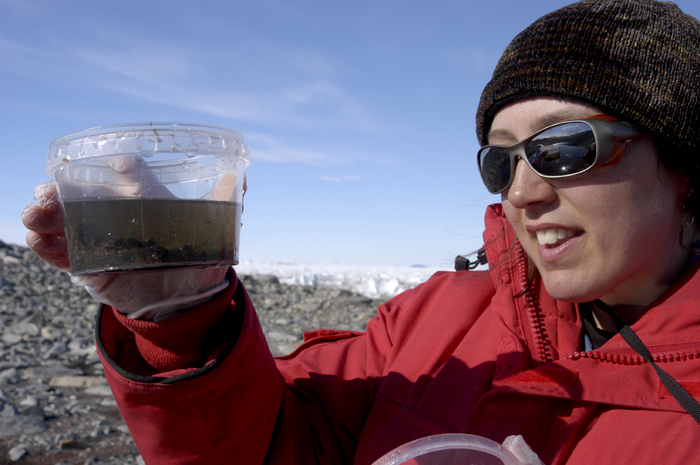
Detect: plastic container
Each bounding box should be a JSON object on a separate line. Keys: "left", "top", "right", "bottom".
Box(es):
{"left": 372, "top": 434, "right": 524, "bottom": 465}
{"left": 46, "top": 123, "right": 250, "bottom": 276}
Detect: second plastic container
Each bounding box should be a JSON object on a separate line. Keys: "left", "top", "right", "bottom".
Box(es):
{"left": 371, "top": 434, "right": 524, "bottom": 465}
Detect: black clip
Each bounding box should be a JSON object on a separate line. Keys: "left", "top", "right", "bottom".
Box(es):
{"left": 455, "top": 248, "right": 487, "bottom": 271}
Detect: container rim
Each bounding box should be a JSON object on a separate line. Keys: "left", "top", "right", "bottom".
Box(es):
{"left": 371, "top": 434, "right": 522, "bottom": 465}
{"left": 48, "top": 122, "right": 245, "bottom": 147}
{"left": 46, "top": 122, "right": 250, "bottom": 176}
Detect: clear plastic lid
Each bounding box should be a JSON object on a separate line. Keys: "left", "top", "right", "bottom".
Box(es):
{"left": 372, "top": 434, "right": 523, "bottom": 465}
{"left": 46, "top": 122, "right": 250, "bottom": 176}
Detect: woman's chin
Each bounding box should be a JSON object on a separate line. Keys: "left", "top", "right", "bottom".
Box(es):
{"left": 539, "top": 274, "right": 602, "bottom": 304}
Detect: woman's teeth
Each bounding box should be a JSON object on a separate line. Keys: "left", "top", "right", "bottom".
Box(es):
{"left": 536, "top": 228, "right": 576, "bottom": 245}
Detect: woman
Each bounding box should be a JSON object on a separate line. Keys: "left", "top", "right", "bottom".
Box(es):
{"left": 22, "top": 0, "right": 700, "bottom": 463}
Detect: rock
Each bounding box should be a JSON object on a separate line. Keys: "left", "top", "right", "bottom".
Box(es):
{"left": 1, "top": 403, "right": 17, "bottom": 416}
{"left": 11, "top": 320, "right": 40, "bottom": 337}
{"left": 1, "top": 333, "right": 22, "bottom": 346}
{"left": 68, "top": 340, "right": 95, "bottom": 356}
{"left": 41, "top": 325, "right": 62, "bottom": 340}
{"left": 89, "top": 419, "right": 111, "bottom": 438}
{"left": 0, "top": 274, "right": 15, "bottom": 290}
{"left": 116, "top": 425, "right": 131, "bottom": 434}
{"left": 20, "top": 395, "right": 38, "bottom": 407}
{"left": 58, "top": 438, "right": 83, "bottom": 450}
{"left": 84, "top": 385, "right": 113, "bottom": 396}
{"left": 0, "top": 414, "right": 47, "bottom": 436}
{"left": 45, "top": 341, "right": 70, "bottom": 358}
{"left": 84, "top": 457, "right": 110, "bottom": 465}
{"left": 22, "top": 365, "right": 84, "bottom": 382}
{"left": 48, "top": 376, "right": 109, "bottom": 388}
{"left": 0, "top": 368, "right": 20, "bottom": 385}
{"left": 2, "top": 255, "right": 21, "bottom": 266}
{"left": 8, "top": 444, "right": 28, "bottom": 462}
{"left": 267, "top": 331, "right": 300, "bottom": 343}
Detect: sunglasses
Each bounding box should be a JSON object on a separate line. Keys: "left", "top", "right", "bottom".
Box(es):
{"left": 477, "top": 115, "right": 645, "bottom": 194}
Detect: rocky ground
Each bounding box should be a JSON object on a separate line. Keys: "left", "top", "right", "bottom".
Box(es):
{"left": 0, "top": 240, "right": 384, "bottom": 464}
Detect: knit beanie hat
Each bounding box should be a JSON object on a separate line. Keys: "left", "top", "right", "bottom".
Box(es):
{"left": 476, "top": 0, "right": 700, "bottom": 169}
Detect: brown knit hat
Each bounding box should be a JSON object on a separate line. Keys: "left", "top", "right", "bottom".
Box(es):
{"left": 476, "top": 0, "right": 700, "bottom": 168}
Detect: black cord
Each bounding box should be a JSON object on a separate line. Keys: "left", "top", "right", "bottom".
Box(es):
{"left": 618, "top": 325, "right": 700, "bottom": 425}
{"left": 594, "top": 300, "right": 700, "bottom": 425}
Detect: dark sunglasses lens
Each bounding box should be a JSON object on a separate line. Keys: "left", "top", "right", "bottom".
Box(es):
{"left": 526, "top": 122, "right": 597, "bottom": 176}
{"left": 479, "top": 146, "right": 512, "bottom": 193}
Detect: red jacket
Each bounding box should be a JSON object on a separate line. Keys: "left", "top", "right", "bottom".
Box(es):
{"left": 97, "top": 204, "right": 700, "bottom": 464}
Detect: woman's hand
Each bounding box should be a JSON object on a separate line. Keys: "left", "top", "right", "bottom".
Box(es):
{"left": 22, "top": 176, "right": 232, "bottom": 322}
{"left": 23, "top": 181, "right": 71, "bottom": 272}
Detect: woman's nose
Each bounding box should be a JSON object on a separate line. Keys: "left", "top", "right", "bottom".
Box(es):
{"left": 503, "top": 158, "right": 558, "bottom": 208}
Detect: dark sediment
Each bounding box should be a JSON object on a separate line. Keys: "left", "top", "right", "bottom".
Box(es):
{"left": 62, "top": 199, "right": 240, "bottom": 276}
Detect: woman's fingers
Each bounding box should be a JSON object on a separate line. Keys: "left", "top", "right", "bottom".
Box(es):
{"left": 34, "top": 181, "right": 60, "bottom": 212}
{"left": 22, "top": 203, "right": 64, "bottom": 236}
{"left": 210, "top": 173, "right": 235, "bottom": 201}
{"left": 23, "top": 181, "right": 64, "bottom": 235}
{"left": 208, "top": 172, "right": 246, "bottom": 204}
{"left": 23, "top": 180, "right": 69, "bottom": 271}
{"left": 25, "top": 231, "right": 71, "bottom": 272}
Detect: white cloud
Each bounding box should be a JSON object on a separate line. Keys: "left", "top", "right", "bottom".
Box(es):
{"left": 0, "top": 36, "right": 55, "bottom": 78}
{"left": 246, "top": 132, "right": 332, "bottom": 164}
{"left": 244, "top": 131, "right": 398, "bottom": 167}
{"left": 1, "top": 33, "right": 381, "bottom": 132}
{"left": 1, "top": 24, "right": 394, "bottom": 169}
{"left": 65, "top": 41, "right": 197, "bottom": 85}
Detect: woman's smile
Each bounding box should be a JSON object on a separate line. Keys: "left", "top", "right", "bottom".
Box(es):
{"left": 535, "top": 228, "right": 578, "bottom": 246}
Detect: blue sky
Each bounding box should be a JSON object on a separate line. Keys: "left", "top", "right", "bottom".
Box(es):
{"left": 2, "top": 0, "right": 699, "bottom": 268}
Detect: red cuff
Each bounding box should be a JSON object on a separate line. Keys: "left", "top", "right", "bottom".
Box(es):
{"left": 109, "top": 268, "right": 238, "bottom": 374}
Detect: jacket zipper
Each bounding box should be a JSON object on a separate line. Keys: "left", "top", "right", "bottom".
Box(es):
{"left": 515, "top": 244, "right": 553, "bottom": 365}
{"left": 568, "top": 348, "right": 700, "bottom": 365}
{"left": 512, "top": 242, "right": 700, "bottom": 367}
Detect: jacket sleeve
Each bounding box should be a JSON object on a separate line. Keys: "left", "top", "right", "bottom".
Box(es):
{"left": 95, "top": 267, "right": 399, "bottom": 464}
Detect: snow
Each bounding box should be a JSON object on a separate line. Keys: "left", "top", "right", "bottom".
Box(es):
{"left": 234, "top": 261, "right": 452, "bottom": 299}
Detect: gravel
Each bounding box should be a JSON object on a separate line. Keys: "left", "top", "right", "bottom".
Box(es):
{"left": 0, "top": 240, "right": 384, "bottom": 464}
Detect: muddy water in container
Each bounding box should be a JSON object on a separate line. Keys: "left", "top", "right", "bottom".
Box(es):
{"left": 45, "top": 123, "right": 250, "bottom": 276}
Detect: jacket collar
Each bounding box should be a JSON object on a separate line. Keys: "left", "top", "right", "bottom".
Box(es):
{"left": 480, "top": 203, "right": 581, "bottom": 365}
